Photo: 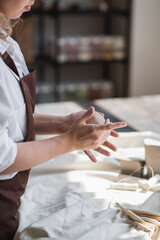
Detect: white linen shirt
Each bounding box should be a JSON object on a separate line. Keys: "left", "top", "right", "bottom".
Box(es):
{"left": 0, "top": 36, "right": 29, "bottom": 180}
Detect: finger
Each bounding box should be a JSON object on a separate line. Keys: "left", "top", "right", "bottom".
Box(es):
{"left": 94, "top": 147, "right": 111, "bottom": 157}
{"left": 105, "top": 120, "right": 119, "bottom": 137}
{"left": 95, "top": 122, "right": 127, "bottom": 132}
{"left": 103, "top": 141, "right": 117, "bottom": 152}
{"left": 110, "top": 130, "right": 119, "bottom": 138}
{"left": 79, "top": 106, "right": 95, "bottom": 124}
{"left": 83, "top": 150, "right": 97, "bottom": 163}
{"left": 105, "top": 119, "right": 110, "bottom": 124}
{"left": 107, "top": 122, "right": 127, "bottom": 130}
{"left": 98, "top": 112, "right": 104, "bottom": 117}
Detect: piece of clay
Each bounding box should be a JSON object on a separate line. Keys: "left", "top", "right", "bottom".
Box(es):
{"left": 86, "top": 111, "right": 105, "bottom": 124}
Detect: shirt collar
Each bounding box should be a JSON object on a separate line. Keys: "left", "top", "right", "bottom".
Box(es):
{"left": 0, "top": 35, "right": 15, "bottom": 56}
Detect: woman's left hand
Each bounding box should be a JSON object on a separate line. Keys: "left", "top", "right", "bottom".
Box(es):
{"left": 83, "top": 120, "right": 120, "bottom": 163}
{"left": 84, "top": 130, "right": 119, "bottom": 163}
{"left": 68, "top": 112, "right": 121, "bottom": 162}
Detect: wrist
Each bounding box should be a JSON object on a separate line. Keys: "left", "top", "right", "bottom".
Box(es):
{"left": 59, "top": 132, "right": 75, "bottom": 153}
{"left": 56, "top": 115, "right": 69, "bottom": 133}
{"left": 61, "top": 114, "right": 74, "bottom": 133}
{"left": 48, "top": 115, "right": 69, "bottom": 134}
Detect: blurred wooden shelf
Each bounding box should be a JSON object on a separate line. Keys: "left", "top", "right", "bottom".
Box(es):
{"left": 22, "top": 0, "right": 132, "bottom": 101}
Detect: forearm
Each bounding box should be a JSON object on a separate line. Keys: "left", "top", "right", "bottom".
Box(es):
{"left": 1, "top": 133, "right": 73, "bottom": 175}
{"left": 1, "top": 108, "right": 127, "bottom": 175}
{"left": 34, "top": 113, "right": 69, "bottom": 135}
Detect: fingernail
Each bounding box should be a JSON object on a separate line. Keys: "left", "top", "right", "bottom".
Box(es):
{"left": 89, "top": 106, "right": 95, "bottom": 112}
{"left": 114, "top": 147, "right": 118, "bottom": 152}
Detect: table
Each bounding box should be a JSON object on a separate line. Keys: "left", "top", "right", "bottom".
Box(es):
{"left": 14, "top": 95, "right": 160, "bottom": 240}
{"left": 94, "top": 94, "right": 160, "bottom": 134}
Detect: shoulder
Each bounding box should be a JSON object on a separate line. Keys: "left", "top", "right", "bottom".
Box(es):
{"left": 7, "top": 36, "right": 20, "bottom": 50}
{"left": 7, "top": 36, "right": 27, "bottom": 66}
{"left": 7, "top": 36, "right": 22, "bottom": 56}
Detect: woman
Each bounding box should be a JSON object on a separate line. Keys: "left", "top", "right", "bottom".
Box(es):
{"left": 0, "top": 1, "right": 127, "bottom": 239}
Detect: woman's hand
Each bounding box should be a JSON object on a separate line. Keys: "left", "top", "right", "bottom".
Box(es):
{"left": 66, "top": 110, "right": 87, "bottom": 129}
{"left": 67, "top": 107, "right": 127, "bottom": 157}
{"left": 84, "top": 118, "right": 123, "bottom": 162}
{"left": 84, "top": 133, "right": 118, "bottom": 163}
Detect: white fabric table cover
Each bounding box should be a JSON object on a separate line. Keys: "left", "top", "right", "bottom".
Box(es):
{"left": 14, "top": 131, "right": 160, "bottom": 240}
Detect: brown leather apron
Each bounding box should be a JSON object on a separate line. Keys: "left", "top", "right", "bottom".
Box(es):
{"left": 0, "top": 52, "right": 36, "bottom": 240}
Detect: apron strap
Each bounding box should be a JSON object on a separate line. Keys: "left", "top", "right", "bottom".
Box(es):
{"left": 1, "top": 51, "right": 21, "bottom": 79}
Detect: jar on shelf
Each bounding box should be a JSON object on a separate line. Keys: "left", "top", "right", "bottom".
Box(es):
{"left": 88, "top": 80, "right": 114, "bottom": 100}
{"left": 100, "top": 81, "right": 114, "bottom": 98}
{"left": 88, "top": 82, "right": 102, "bottom": 100}
{"left": 101, "top": 36, "right": 114, "bottom": 60}
{"left": 102, "top": 51, "right": 114, "bottom": 60}
{"left": 101, "top": 36, "right": 114, "bottom": 51}
{"left": 65, "top": 83, "right": 78, "bottom": 101}
{"left": 113, "top": 51, "right": 126, "bottom": 60}
{"left": 57, "top": 38, "right": 68, "bottom": 62}
{"left": 78, "top": 37, "right": 92, "bottom": 62}
{"left": 114, "top": 36, "right": 126, "bottom": 50}
{"left": 90, "top": 36, "right": 103, "bottom": 60}
{"left": 113, "top": 36, "right": 126, "bottom": 60}
{"left": 74, "top": 83, "right": 89, "bottom": 101}
{"left": 67, "top": 37, "right": 79, "bottom": 62}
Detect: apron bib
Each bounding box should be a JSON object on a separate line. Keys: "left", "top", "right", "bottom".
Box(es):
{"left": 0, "top": 52, "right": 36, "bottom": 240}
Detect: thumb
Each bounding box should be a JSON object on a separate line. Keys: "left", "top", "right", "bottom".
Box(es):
{"left": 78, "top": 106, "right": 95, "bottom": 124}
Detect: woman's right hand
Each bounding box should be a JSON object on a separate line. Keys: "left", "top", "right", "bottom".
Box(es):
{"left": 67, "top": 106, "right": 127, "bottom": 152}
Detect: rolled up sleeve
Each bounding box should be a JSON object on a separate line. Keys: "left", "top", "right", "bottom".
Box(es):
{"left": 0, "top": 69, "right": 18, "bottom": 179}
{"left": 0, "top": 126, "right": 17, "bottom": 172}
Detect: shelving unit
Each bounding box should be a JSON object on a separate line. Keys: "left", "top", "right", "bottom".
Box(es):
{"left": 20, "top": 0, "right": 132, "bottom": 103}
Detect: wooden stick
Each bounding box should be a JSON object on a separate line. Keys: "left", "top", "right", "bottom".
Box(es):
{"left": 117, "top": 203, "right": 160, "bottom": 240}
{"left": 128, "top": 209, "right": 160, "bottom": 221}
{"left": 117, "top": 203, "right": 146, "bottom": 224}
